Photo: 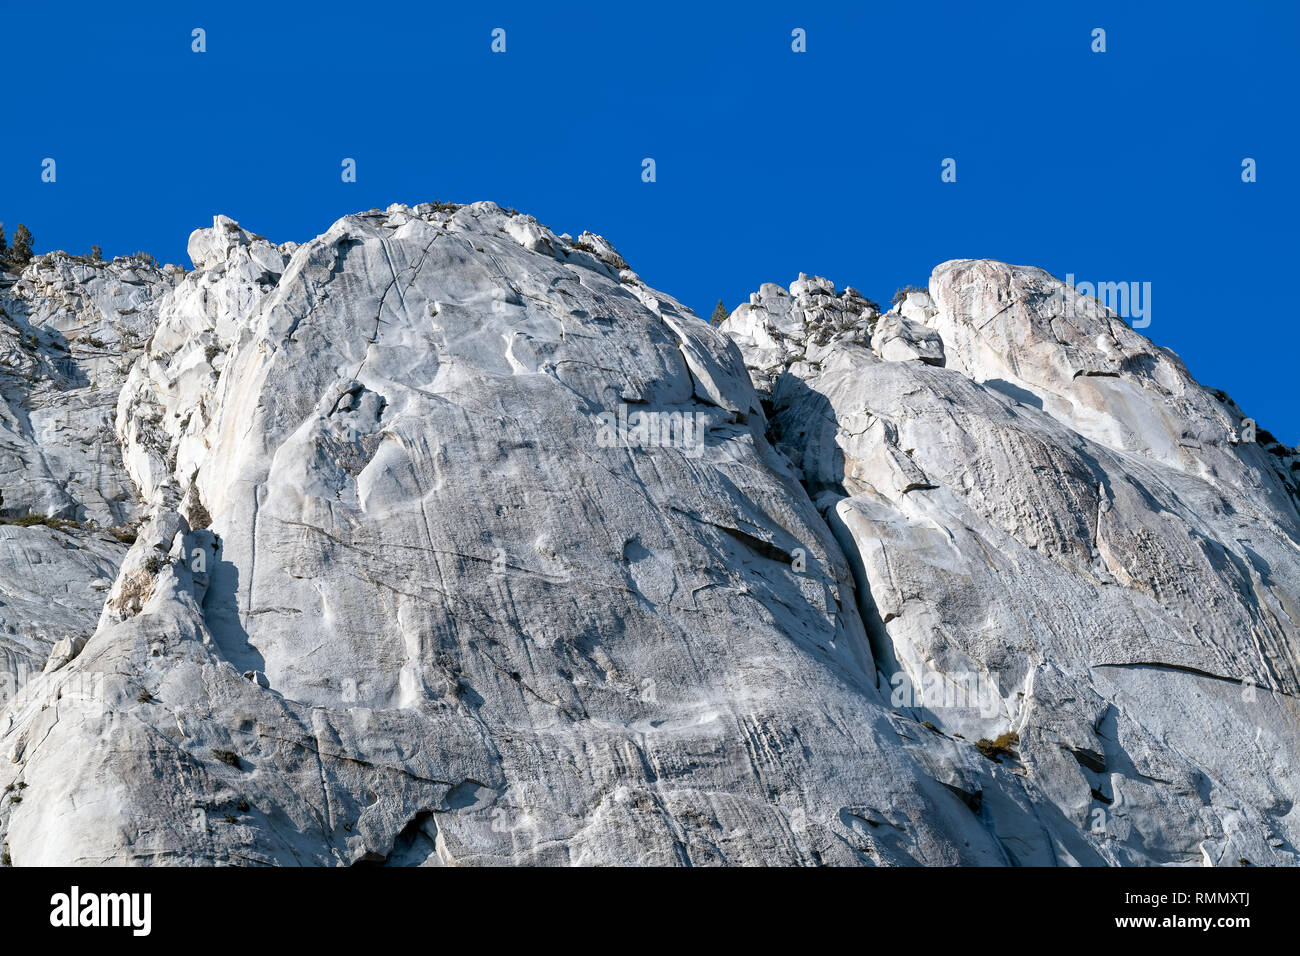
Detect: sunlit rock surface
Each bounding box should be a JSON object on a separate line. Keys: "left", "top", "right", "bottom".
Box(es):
{"left": 0, "top": 254, "right": 178, "bottom": 701}
{"left": 722, "top": 271, "right": 1300, "bottom": 866}
{"left": 1, "top": 209, "right": 1296, "bottom": 866}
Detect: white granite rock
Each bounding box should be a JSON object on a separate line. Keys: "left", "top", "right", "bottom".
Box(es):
{"left": 0, "top": 253, "right": 178, "bottom": 702}
{"left": 870, "top": 311, "right": 945, "bottom": 366}
{"left": 723, "top": 264, "right": 1300, "bottom": 865}
{"left": 1, "top": 218, "right": 1296, "bottom": 867}
{"left": 0, "top": 207, "right": 993, "bottom": 866}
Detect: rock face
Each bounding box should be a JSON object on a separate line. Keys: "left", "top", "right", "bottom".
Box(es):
{"left": 1, "top": 206, "right": 1297, "bottom": 866}
{"left": 723, "top": 271, "right": 1300, "bottom": 865}
{"left": 0, "top": 254, "right": 178, "bottom": 702}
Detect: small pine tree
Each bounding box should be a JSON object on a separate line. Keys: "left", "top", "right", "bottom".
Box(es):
{"left": 9, "top": 224, "right": 33, "bottom": 266}
{"left": 0, "top": 225, "right": 8, "bottom": 261}
{"left": 90, "top": 245, "right": 102, "bottom": 261}
{"left": 711, "top": 299, "right": 729, "bottom": 325}
{"left": 891, "top": 284, "right": 927, "bottom": 307}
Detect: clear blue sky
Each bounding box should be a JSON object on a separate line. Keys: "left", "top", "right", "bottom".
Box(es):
{"left": 1, "top": 1, "right": 1295, "bottom": 444}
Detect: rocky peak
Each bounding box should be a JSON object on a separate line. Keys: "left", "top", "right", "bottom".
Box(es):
{"left": 0, "top": 204, "right": 1297, "bottom": 867}
{"left": 720, "top": 273, "right": 881, "bottom": 390}
{"left": 924, "top": 259, "right": 1299, "bottom": 511}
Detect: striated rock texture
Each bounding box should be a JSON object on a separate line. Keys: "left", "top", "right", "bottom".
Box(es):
{"left": 0, "top": 204, "right": 1297, "bottom": 866}
{"left": 0, "top": 254, "right": 179, "bottom": 701}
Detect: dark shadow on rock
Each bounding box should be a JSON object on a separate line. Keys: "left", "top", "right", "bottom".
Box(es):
{"left": 762, "top": 372, "right": 912, "bottom": 685}
{"left": 201, "top": 538, "right": 265, "bottom": 675}
{"left": 766, "top": 371, "right": 848, "bottom": 500}
{"left": 983, "top": 378, "right": 1043, "bottom": 410}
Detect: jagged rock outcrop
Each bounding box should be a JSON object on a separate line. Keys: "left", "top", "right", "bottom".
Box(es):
{"left": 722, "top": 270, "right": 1300, "bottom": 865}
{"left": 0, "top": 253, "right": 179, "bottom": 700}
{"left": 0, "top": 207, "right": 1296, "bottom": 866}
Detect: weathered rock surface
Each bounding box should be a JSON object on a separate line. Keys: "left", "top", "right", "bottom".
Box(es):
{"left": 722, "top": 272, "right": 1300, "bottom": 865}
{"left": 0, "top": 211, "right": 1296, "bottom": 866}
{"left": 0, "top": 254, "right": 178, "bottom": 699}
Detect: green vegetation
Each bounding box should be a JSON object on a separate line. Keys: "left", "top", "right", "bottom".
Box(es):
{"left": 975, "top": 731, "right": 1020, "bottom": 763}
{"left": 891, "top": 284, "right": 928, "bottom": 307}
{"left": 0, "top": 513, "right": 81, "bottom": 533}
{"left": 6, "top": 224, "right": 33, "bottom": 268}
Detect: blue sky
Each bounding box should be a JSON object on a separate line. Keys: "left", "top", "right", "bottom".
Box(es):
{"left": 1, "top": 1, "right": 1295, "bottom": 443}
